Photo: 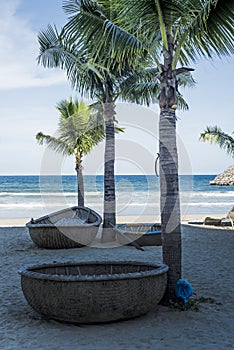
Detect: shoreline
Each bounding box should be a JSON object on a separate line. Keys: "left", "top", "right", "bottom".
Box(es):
{"left": 0, "top": 213, "right": 227, "bottom": 227}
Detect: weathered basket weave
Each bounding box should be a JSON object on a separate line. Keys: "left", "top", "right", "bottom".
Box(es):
{"left": 114, "top": 223, "right": 162, "bottom": 247}
{"left": 26, "top": 206, "right": 102, "bottom": 249}
{"left": 19, "top": 261, "right": 168, "bottom": 324}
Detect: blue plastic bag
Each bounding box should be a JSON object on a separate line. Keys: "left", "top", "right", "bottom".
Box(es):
{"left": 175, "top": 279, "right": 194, "bottom": 303}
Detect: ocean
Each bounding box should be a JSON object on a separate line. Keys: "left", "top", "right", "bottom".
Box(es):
{"left": 1, "top": 175, "right": 234, "bottom": 220}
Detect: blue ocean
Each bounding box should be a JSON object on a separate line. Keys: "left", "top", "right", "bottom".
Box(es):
{"left": 1, "top": 175, "right": 234, "bottom": 219}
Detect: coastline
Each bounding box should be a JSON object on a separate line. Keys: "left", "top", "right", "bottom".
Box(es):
{"left": 0, "top": 213, "right": 227, "bottom": 227}
{"left": 1, "top": 174, "right": 234, "bottom": 227}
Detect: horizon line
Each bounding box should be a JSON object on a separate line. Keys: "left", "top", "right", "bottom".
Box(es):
{"left": 0, "top": 173, "right": 218, "bottom": 176}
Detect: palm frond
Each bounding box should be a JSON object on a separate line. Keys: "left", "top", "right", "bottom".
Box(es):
{"left": 177, "top": 71, "right": 196, "bottom": 88}
{"left": 176, "top": 94, "right": 189, "bottom": 111}
{"left": 119, "top": 66, "right": 192, "bottom": 109}
{"left": 56, "top": 98, "right": 74, "bottom": 119}
{"left": 200, "top": 126, "right": 234, "bottom": 156}
{"left": 121, "top": 80, "right": 160, "bottom": 106}
{"left": 173, "top": 0, "right": 234, "bottom": 67}
{"left": 38, "top": 24, "right": 108, "bottom": 98}
{"left": 118, "top": 67, "right": 158, "bottom": 105}
{"left": 37, "top": 24, "right": 63, "bottom": 68}
{"left": 36, "top": 132, "right": 73, "bottom": 156}
{"left": 62, "top": 0, "right": 147, "bottom": 68}
{"left": 154, "top": 0, "right": 169, "bottom": 50}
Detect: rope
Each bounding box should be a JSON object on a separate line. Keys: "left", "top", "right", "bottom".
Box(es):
{"left": 155, "top": 153, "right": 160, "bottom": 177}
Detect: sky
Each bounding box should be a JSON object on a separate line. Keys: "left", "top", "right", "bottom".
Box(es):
{"left": 0, "top": 0, "right": 233, "bottom": 176}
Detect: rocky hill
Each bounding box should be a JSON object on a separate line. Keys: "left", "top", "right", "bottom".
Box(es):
{"left": 210, "top": 165, "right": 234, "bottom": 186}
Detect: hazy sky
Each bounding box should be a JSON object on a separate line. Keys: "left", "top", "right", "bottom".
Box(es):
{"left": 0, "top": 0, "right": 233, "bottom": 176}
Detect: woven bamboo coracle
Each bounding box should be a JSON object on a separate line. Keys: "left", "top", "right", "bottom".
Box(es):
{"left": 114, "top": 223, "right": 162, "bottom": 247}
{"left": 19, "top": 261, "right": 168, "bottom": 324}
{"left": 26, "top": 206, "right": 102, "bottom": 249}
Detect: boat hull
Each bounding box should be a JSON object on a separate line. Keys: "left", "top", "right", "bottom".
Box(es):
{"left": 19, "top": 261, "right": 168, "bottom": 324}
{"left": 26, "top": 206, "right": 102, "bottom": 249}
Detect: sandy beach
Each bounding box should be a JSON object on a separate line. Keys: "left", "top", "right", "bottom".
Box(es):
{"left": 0, "top": 221, "right": 233, "bottom": 350}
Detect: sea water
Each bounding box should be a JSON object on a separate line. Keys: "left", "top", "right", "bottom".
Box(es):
{"left": 0, "top": 175, "right": 234, "bottom": 219}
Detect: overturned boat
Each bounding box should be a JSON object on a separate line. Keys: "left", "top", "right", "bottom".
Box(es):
{"left": 26, "top": 206, "right": 102, "bottom": 249}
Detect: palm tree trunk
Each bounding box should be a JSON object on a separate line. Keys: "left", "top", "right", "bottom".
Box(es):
{"left": 101, "top": 99, "right": 116, "bottom": 243}
{"left": 76, "top": 154, "right": 84, "bottom": 207}
{"left": 159, "top": 35, "right": 182, "bottom": 303}
{"left": 159, "top": 108, "right": 182, "bottom": 304}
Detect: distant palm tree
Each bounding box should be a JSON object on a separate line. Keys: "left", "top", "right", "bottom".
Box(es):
{"left": 36, "top": 98, "right": 105, "bottom": 206}
{"left": 200, "top": 126, "right": 234, "bottom": 156}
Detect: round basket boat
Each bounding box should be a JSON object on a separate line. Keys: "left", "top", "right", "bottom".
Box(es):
{"left": 19, "top": 261, "right": 168, "bottom": 324}
{"left": 114, "top": 223, "right": 162, "bottom": 247}
{"left": 26, "top": 206, "right": 102, "bottom": 249}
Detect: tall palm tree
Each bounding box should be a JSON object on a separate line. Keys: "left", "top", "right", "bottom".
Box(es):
{"left": 36, "top": 98, "right": 105, "bottom": 206}
{"left": 200, "top": 126, "right": 234, "bottom": 156}
{"left": 38, "top": 20, "right": 133, "bottom": 242}
{"left": 62, "top": 0, "right": 234, "bottom": 302}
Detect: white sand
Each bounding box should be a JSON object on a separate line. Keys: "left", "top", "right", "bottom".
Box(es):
{"left": 0, "top": 224, "right": 233, "bottom": 350}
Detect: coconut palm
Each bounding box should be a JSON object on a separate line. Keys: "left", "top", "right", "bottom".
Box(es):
{"left": 61, "top": 0, "right": 234, "bottom": 302}
{"left": 36, "top": 98, "right": 105, "bottom": 206}
{"left": 38, "top": 21, "right": 134, "bottom": 242}
{"left": 200, "top": 126, "right": 234, "bottom": 156}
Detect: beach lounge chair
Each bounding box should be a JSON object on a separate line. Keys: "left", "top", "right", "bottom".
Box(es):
{"left": 227, "top": 206, "right": 234, "bottom": 228}
{"left": 204, "top": 206, "right": 234, "bottom": 228}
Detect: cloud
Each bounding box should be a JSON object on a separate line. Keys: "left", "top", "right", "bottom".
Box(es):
{"left": 0, "top": 0, "right": 66, "bottom": 90}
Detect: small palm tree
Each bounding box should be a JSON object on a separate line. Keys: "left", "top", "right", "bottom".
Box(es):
{"left": 36, "top": 98, "right": 105, "bottom": 206}
{"left": 200, "top": 126, "right": 234, "bottom": 156}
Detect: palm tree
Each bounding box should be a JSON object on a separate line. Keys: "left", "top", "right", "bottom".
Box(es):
{"left": 200, "top": 126, "right": 234, "bottom": 156}
{"left": 36, "top": 98, "right": 105, "bottom": 206}
{"left": 37, "top": 21, "right": 133, "bottom": 242}
{"left": 61, "top": 0, "right": 234, "bottom": 302}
